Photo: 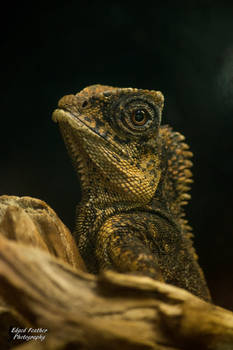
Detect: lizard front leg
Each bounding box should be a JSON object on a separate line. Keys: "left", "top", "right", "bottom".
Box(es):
{"left": 96, "top": 214, "right": 163, "bottom": 281}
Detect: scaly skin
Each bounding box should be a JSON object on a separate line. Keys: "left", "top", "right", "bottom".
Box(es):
{"left": 52, "top": 84, "right": 211, "bottom": 301}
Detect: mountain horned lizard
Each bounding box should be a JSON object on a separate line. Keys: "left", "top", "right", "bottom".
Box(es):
{"left": 52, "top": 84, "right": 211, "bottom": 301}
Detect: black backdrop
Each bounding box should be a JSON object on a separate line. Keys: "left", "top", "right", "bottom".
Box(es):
{"left": 1, "top": 1, "right": 233, "bottom": 310}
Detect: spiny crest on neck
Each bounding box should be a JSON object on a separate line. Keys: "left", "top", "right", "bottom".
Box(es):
{"left": 155, "top": 125, "right": 193, "bottom": 234}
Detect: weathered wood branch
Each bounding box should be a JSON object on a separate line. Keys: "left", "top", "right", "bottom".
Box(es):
{"left": 0, "top": 196, "right": 232, "bottom": 350}
{"left": 0, "top": 195, "right": 86, "bottom": 271}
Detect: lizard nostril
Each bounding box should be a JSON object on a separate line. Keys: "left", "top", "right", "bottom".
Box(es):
{"left": 82, "top": 100, "right": 88, "bottom": 108}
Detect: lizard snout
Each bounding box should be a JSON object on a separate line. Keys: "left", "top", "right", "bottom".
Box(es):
{"left": 58, "top": 94, "right": 77, "bottom": 109}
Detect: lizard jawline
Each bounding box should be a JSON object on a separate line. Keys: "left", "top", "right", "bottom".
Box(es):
{"left": 53, "top": 110, "right": 91, "bottom": 193}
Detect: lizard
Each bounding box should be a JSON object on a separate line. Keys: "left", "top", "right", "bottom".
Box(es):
{"left": 52, "top": 84, "right": 211, "bottom": 301}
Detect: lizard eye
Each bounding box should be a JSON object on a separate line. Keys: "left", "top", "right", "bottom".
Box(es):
{"left": 113, "top": 95, "right": 161, "bottom": 137}
{"left": 131, "top": 109, "right": 148, "bottom": 126}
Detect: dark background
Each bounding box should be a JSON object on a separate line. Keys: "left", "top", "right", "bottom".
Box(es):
{"left": 1, "top": 1, "right": 233, "bottom": 309}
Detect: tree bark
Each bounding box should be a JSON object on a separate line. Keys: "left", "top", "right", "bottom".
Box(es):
{"left": 0, "top": 196, "right": 232, "bottom": 350}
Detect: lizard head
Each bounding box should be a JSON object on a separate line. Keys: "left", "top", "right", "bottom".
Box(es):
{"left": 52, "top": 84, "right": 164, "bottom": 204}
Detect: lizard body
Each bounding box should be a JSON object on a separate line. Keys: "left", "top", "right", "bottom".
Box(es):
{"left": 52, "top": 84, "right": 211, "bottom": 301}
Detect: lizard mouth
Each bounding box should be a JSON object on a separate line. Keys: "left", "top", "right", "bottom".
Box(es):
{"left": 52, "top": 108, "right": 129, "bottom": 159}
{"left": 52, "top": 108, "right": 111, "bottom": 145}
{"left": 53, "top": 108, "right": 94, "bottom": 134}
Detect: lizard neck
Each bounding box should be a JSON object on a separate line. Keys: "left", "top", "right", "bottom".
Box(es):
{"left": 74, "top": 182, "right": 146, "bottom": 271}
{"left": 76, "top": 185, "right": 142, "bottom": 236}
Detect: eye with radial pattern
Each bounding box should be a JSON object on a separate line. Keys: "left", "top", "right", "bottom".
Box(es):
{"left": 114, "top": 96, "right": 161, "bottom": 137}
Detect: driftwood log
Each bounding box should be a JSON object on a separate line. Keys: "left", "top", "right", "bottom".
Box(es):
{"left": 0, "top": 196, "right": 232, "bottom": 350}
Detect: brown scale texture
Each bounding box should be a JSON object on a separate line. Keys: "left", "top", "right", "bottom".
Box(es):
{"left": 52, "top": 84, "right": 211, "bottom": 302}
